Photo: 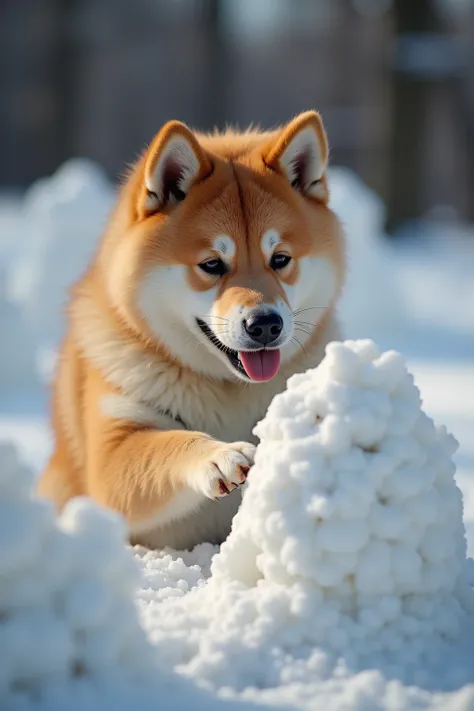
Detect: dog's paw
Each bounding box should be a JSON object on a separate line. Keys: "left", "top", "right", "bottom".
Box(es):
{"left": 194, "top": 441, "right": 256, "bottom": 499}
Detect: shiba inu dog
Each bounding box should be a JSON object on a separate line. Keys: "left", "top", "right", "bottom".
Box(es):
{"left": 38, "top": 111, "right": 345, "bottom": 550}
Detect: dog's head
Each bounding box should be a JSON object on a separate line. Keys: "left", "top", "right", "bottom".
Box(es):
{"left": 103, "top": 111, "right": 345, "bottom": 382}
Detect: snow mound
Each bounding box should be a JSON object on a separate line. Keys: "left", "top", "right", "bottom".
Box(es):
{"left": 8, "top": 159, "right": 115, "bottom": 349}
{"left": 329, "top": 168, "right": 408, "bottom": 341}
{"left": 143, "top": 339, "right": 474, "bottom": 709}
{"left": 0, "top": 443, "right": 153, "bottom": 707}
{"left": 0, "top": 269, "right": 37, "bottom": 392}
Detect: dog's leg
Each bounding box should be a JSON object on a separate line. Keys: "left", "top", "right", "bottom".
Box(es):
{"left": 79, "top": 371, "right": 254, "bottom": 526}
{"left": 85, "top": 420, "right": 255, "bottom": 524}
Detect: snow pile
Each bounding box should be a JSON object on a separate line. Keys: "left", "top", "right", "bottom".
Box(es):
{"left": 0, "top": 443, "right": 152, "bottom": 708}
{"left": 329, "top": 168, "right": 409, "bottom": 342}
{"left": 7, "top": 159, "right": 115, "bottom": 350}
{"left": 141, "top": 339, "right": 474, "bottom": 709}
{"left": 386, "top": 222, "right": 474, "bottom": 356}
{"left": 0, "top": 269, "right": 37, "bottom": 392}
{"left": 330, "top": 170, "right": 474, "bottom": 355}
{"left": 0, "top": 192, "right": 22, "bottom": 264}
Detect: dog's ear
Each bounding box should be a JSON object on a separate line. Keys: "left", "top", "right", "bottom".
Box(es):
{"left": 140, "top": 121, "right": 212, "bottom": 216}
{"left": 263, "top": 111, "right": 329, "bottom": 202}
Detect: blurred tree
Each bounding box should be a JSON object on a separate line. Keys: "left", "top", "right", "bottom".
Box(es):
{"left": 386, "top": 0, "right": 474, "bottom": 230}
{"left": 51, "top": 0, "right": 78, "bottom": 164}
{"left": 201, "top": 0, "right": 229, "bottom": 130}
{"left": 0, "top": 0, "right": 78, "bottom": 186}
{"left": 387, "top": 0, "right": 446, "bottom": 232}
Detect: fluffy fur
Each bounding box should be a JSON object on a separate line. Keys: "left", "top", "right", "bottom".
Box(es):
{"left": 38, "top": 111, "right": 346, "bottom": 550}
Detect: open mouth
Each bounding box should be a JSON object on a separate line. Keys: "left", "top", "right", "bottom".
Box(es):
{"left": 196, "top": 319, "right": 281, "bottom": 382}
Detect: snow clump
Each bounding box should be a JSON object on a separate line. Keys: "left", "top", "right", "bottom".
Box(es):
{"left": 143, "top": 339, "right": 474, "bottom": 709}
{"left": 7, "top": 159, "right": 115, "bottom": 350}
{"left": 0, "top": 443, "right": 155, "bottom": 708}
{"left": 329, "top": 168, "right": 409, "bottom": 341}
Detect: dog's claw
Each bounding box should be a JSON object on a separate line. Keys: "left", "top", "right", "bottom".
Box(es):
{"left": 199, "top": 441, "right": 255, "bottom": 500}
{"left": 218, "top": 478, "right": 230, "bottom": 496}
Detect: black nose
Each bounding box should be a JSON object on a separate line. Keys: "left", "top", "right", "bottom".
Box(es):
{"left": 243, "top": 312, "right": 284, "bottom": 345}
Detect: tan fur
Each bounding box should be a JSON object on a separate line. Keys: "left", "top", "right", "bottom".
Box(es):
{"left": 38, "top": 111, "right": 346, "bottom": 550}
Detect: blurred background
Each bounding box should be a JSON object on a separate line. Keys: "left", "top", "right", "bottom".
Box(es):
{"left": 1, "top": 0, "right": 474, "bottom": 226}
{"left": 0, "top": 1, "right": 473, "bottom": 516}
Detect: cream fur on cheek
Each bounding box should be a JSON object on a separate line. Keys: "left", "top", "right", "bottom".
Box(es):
{"left": 137, "top": 266, "right": 215, "bottom": 334}
{"left": 135, "top": 264, "right": 233, "bottom": 377}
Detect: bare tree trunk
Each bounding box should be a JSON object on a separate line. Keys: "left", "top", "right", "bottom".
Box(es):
{"left": 201, "top": 0, "right": 229, "bottom": 131}
{"left": 50, "top": 0, "right": 78, "bottom": 166}
{"left": 386, "top": 0, "right": 443, "bottom": 233}
{"left": 0, "top": 0, "right": 78, "bottom": 187}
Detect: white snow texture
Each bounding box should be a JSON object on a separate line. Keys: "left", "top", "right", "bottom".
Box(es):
{"left": 0, "top": 443, "right": 153, "bottom": 707}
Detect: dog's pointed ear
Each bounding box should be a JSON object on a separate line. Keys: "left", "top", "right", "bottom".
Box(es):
{"left": 140, "top": 121, "right": 212, "bottom": 216}
{"left": 263, "top": 111, "right": 329, "bottom": 202}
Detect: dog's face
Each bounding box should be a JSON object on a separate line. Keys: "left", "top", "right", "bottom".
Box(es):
{"left": 104, "top": 112, "right": 345, "bottom": 382}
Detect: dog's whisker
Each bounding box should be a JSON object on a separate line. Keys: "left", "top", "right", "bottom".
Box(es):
{"left": 186, "top": 329, "right": 230, "bottom": 351}
{"left": 184, "top": 329, "right": 219, "bottom": 350}
{"left": 294, "top": 320, "right": 317, "bottom": 329}
{"left": 202, "top": 314, "right": 229, "bottom": 322}
{"left": 293, "top": 326, "right": 312, "bottom": 337}
{"left": 291, "top": 336, "right": 309, "bottom": 361}
{"left": 292, "top": 306, "right": 325, "bottom": 317}
{"left": 293, "top": 323, "right": 313, "bottom": 332}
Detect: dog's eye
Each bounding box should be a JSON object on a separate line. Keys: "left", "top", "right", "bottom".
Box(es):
{"left": 270, "top": 252, "right": 292, "bottom": 270}
{"left": 168, "top": 185, "right": 186, "bottom": 204}
{"left": 198, "top": 258, "right": 228, "bottom": 277}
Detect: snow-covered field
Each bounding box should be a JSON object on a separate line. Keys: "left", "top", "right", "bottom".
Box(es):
{"left": 1, "top": 161, "right": 473, "bottom": 709}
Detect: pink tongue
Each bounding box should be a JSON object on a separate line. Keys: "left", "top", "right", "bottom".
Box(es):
{"left": 239, "top": 350, "right": 281, "bottom": 382}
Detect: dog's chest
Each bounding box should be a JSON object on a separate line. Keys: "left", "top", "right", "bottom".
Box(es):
{"left": 150, "top": 375, "right": 285, "bottom": 444}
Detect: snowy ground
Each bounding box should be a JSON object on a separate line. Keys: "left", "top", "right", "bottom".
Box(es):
{"left": 1, "top": 162, "right": 473, "bottom": 709}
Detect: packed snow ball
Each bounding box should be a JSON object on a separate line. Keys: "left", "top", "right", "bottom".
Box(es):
{"left": 144, "top": 340, "right": 474, "bottom": 707}
{"left": 0, "top": 443, "right": 155, "bottom": 708}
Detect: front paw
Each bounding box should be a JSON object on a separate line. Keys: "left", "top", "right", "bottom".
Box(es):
{"left": 195, "top": 441, "right": 256, "bottom": 499}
